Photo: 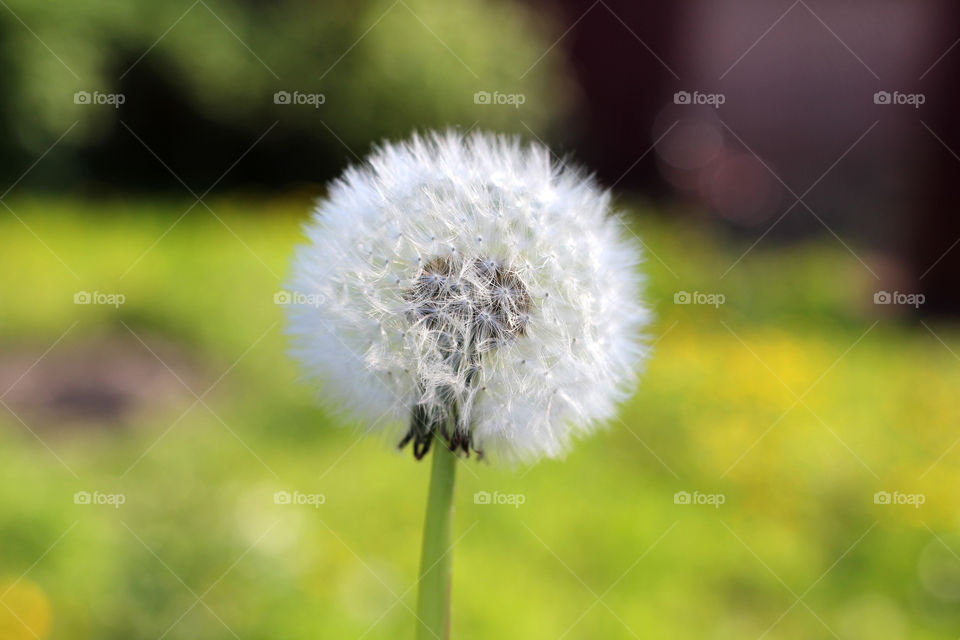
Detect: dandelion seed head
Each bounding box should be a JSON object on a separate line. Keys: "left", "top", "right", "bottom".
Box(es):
{"left": 286, "top": 130, "right": 650, "bottom": 464}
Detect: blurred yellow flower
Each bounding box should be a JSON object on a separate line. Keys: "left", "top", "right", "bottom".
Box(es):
{"left": 0, "top": 579, "right": 51, "bottom": 640}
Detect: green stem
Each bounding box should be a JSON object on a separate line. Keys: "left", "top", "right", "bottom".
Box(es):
{"left": 415, "top": 441, "right": 457, "bottom": 639}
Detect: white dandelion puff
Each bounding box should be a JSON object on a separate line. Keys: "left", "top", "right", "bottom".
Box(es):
{"left": 286, "top": 130, "right": 650, "bottom": 464}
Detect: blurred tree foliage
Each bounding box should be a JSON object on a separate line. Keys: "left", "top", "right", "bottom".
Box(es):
{"left": 0, "top": 0, "right": 572, "bottom": 191}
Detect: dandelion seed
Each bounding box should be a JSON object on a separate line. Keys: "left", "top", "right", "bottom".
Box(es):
{"left": 286, "top": 130, "right": 649, "bottom": 464}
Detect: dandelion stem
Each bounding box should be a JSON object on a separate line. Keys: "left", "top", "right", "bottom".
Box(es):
{"left": 416, "top": 438, "right": 457, "bottom": 639}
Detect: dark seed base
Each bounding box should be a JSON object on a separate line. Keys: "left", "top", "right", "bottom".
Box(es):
{"left": 399, "top": 403, "right": 484, "bottom": 461}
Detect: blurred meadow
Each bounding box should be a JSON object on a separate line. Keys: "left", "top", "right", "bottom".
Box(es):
{"left": 2, "top": 198, "right": 960, "bottom": 639}
{"left": 3, "top": 0, "right": 960, "bottom": 638}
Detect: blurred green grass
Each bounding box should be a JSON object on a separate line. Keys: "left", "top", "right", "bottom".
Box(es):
{"left": 1, "top": 198, "right": 960, "bottom": 639}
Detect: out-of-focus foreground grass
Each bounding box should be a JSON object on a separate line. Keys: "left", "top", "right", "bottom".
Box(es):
{"left": 1, "top": 198, "right": 959, "bottom": 640}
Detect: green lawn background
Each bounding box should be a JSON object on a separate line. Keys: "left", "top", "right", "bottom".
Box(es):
{"left": 1, "top": 198, "right": 959, "bottom": 639}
